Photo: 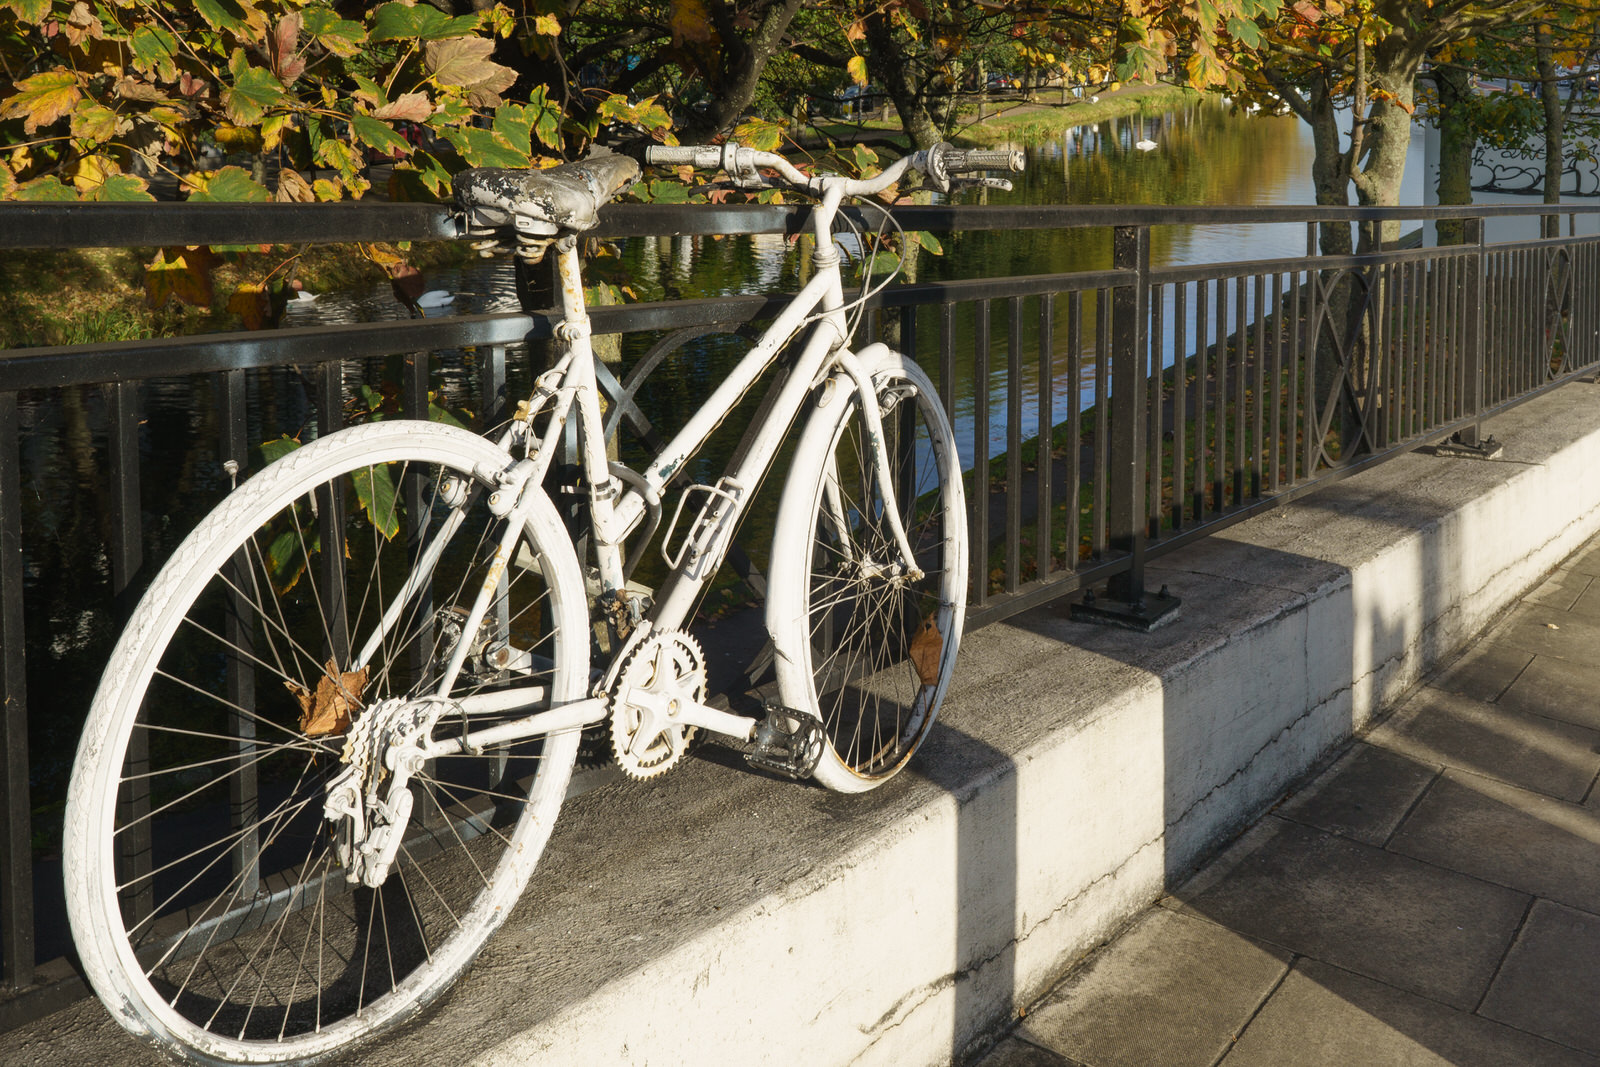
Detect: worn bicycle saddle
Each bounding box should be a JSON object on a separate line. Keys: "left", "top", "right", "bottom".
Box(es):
{"left": 454, "top": 151, "right": 640, "bottom": 236}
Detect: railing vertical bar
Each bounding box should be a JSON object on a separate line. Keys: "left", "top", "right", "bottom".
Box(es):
{"left": 1431, "top": 250, "right": 1445, "bottom": 429}
{"left": 1233, "top": 276, "right": 1248, "bottom": 504}
{"left": 1005, "top": 297, "right": 1023, "bottom": 594}
{"left": 1214, "top": 276, "right": 1230, "bottom": 511}
{"left": 1436, "top": 255, "right": 1450, "bottom": 429}
{"left": 1093, "top": 289, "right": 1110, "bottom": 558}
{"left": 939, "top": 302, "right": 956, "bottom": 425}
{"left": 1449, "top": 252, "right": 1462, "bottom": 421}
{"left": 1302, "top": 268, "right": 1318, "bottom": 480}
{"left": 0, "top": 393, "right": 33, "bottom": 990}
{"left": 1401, "top": 262, "right": 1414, "bottom": 441}
{"left": 1194, "top": 279, "right": 1210, "bottom": 521}
{"left": 1520, "top": 248, "right": 1532, "bottom": 394}
{"left": 1251, "top": 273, "right": 1265, "bottom": 499}
{"left": 109, "top": 380, "right": 151, "bottom": 927}
{"left": 1066, "top": 293, "right": 1083, "bottom": 570}
{"left": 481, "top": 345, "right": 509, "bottom": 429}
{"left": 1106, "top": 223, "right": 1151, "bottom": 603}
{"left": 1268, "top": 274, "right": 1283, "bottom": 493}
{"left": 1287, "top": 271, "right": 1301, "bottom": 486}
{"left": 400, "top": 351, "right": 445, "bottom": 824}
{"left": 218, "top": 371, "right": 259, "bottom": 899}
{"left": 1382, "top": 265, "right": 1395, "bottom": 454}
{"left": 972, "top": 301, "right": 991, "bottom": 610}
{"left": 1037, "top": 294, "right": 1054, "bottom": 580}
{"left": 315, "top": 364, "right": 349, "bottom": 671}
{"left": 1172, "top": 282, "right": 1188, "bottom": 528}
{"left": 1149, "top": 282, "right": 1166, "bottom": 535}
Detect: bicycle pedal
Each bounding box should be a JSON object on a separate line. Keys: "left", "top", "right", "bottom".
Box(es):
{"left": 744, "top": 703, "right": 825, "bottom": 780}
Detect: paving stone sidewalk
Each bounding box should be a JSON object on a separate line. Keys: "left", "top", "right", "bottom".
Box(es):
{"left": 977, "top": 535, "right": 1600, "bottom": 1067}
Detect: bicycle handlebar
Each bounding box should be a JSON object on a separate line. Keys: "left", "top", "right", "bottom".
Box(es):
{"left": 643, "top": 141, "right": 1023, "bottom": 195}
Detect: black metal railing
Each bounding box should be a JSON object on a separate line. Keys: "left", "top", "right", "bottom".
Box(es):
{"left": 3, "top": 197, "right": 1598, "bottom": 1025}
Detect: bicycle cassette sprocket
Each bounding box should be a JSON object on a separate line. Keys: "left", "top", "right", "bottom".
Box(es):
{"left": 609, "top": 631, "right": 706, "bottom": 780}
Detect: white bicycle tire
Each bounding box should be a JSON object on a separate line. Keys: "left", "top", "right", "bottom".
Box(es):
{"left": 768, "top": 348, "right": 967, "bottom": 792}
{"left": 64, "top": 421, "right": 589, "bottom": 1065}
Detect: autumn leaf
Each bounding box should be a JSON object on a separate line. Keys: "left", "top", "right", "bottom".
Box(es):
{"left": 12, "top": 175, "right": 77, "bottom": 201}
{"left": 373, "top": 92, "right": 433, "bottom": 122}
{"left": 670, "top": 0, "right": 715, "bottom": 45}
{"left": 186, "top": 165, "right": 272, "bottom": 202}
{"left": 4, "top": 0, "right": 50, "bottom": 23}
{"left": 369, "top": 1, "right": 479, "bottom": 42}
{"left": 302, "top": 7, "right": 364, "bottom": 56}
{"left": 269, "top": 12, "right": 305, "bottom": 84}
{"left": 847, "top": 54, "right": 869, "bottom": 87}
{"left": 0, "top": 68, "right": 83, "bottom": 134}
{"left": 70, "top": 103, "right": 120, "bottom": 142}
{"left": 223, "top": 49, "right": 287, "bottom": 125}
{"left": 228, "top": 281, "right": 272, "bottom": 330}
{"left": 350, "top": 115, "right": 411, "bottom": 159}
{"left": 146, "top": 247, "right": 219, "bottom": 309}
{"left": 130, "top": 25, "right": 179, "bottom": 82}
{"left": 425, "top": 37, "right": 515, "bottom": 92}
{"left": 276, "top": 166, "right": 315, "bottom": 202}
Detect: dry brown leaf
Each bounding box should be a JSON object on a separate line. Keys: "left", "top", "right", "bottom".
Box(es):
{"left": 289, "top": 659, "right": 367, "bottom": 736}
{"left": 908, "top": 615, "right": 943, "bottom": 687}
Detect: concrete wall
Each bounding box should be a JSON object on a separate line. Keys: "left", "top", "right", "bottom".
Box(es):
{"left": 19, "top": 380, "right": 1600, "bottom": 1067}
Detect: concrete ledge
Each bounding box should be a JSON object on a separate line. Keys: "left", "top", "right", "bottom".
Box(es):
{"left": 14, "top": 379, "right": 1600, "bottom": 1066}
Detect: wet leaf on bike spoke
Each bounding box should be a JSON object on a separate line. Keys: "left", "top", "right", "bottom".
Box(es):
{"left": 351, "top": 463, "right": 400, "bottom": 540}
{"left": 263, "top": 521, "right": 316, "bottom": 594}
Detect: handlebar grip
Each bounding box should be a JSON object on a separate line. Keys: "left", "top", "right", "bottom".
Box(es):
{"left": 945, "top": 148, "right": 1025, "bottom": 174}
{"left": 644, "top": 145, "right": 724, "bottom": 169}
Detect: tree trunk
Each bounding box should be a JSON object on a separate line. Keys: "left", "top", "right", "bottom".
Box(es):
{"left": 864, "top": 11, "right": 944, "bottom": 149}
{"left": 680, "top": 0, "right": 808, "bottom": 142}
{"left": 1536, "top": 23, "right": 1564, "bottom": 231}
{"left": 1433, "top": 62, "right": 1475, "bottom": 246}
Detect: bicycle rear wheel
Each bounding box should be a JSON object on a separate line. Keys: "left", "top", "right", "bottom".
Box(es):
{"left": 768, "top": 348, "right": 967, "bottom": 792}
{"left": 65, "top": 421, "right": 589, "bottom": 1064}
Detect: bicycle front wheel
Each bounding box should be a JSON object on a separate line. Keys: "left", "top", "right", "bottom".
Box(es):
{"left": 768, "top": 348, "right": 967, "bottom": 792}
{"left": 65, "top": 421, "right": 589, "bottom": 1065}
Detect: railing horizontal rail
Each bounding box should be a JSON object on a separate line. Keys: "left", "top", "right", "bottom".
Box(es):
{"left": 11, "top": 199, "right": 1600, "bottom": 251}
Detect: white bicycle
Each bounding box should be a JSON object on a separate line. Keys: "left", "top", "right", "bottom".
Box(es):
{"left": 63, "top": 140, "right": 1021, "bottom": 1064}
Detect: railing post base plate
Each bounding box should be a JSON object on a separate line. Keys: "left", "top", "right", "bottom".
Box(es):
{"left": 1069, "top": 585, "right": 1182, "bottom": 633}
{"left": 1435, "top": 432, "right": 1504, "bottom": 460}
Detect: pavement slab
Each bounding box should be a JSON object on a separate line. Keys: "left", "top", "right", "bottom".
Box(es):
{"left": 1496, "top": 653, "right": 1600, "bottom": 731}
{"left": 1566, "top": 543, "right": 1600, "bottom": 578}
{"left": 1480, "top": 899, "right": 1600, "bottom": 1053}
{"left": 978, "top": 1037, "right": 1085, "bottom": 1067}
{"left": 1388, "top": 770, "right": 1600, "bottom": 914}
{"left": 1008, "top": 908, "right": 1289, "bottom": 1067}
{"left": 1365, "top": 686, "right": 1600, "bottom": 802}
{"left": 1496, "top": 604, "right": 1600, "bottom": 665}
{"left": 1221, "top": 958, "right": 1599, "bottom": 1067}
{"left": 1169, "top": 817, "right": 1528, "bottom": 1011}
{"left": 1274, "top": 742, "right": 1438, "bottom": 847}
{"left": 1524, "top": 567, "right": 1597, "bottom": 612}
{"left": 1425, "top": 641, "right": 1533, "bottom": 703}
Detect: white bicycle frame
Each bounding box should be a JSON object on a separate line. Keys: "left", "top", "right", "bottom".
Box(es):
{"left": 395, "top": 155, "right": 932, "bottom": 759}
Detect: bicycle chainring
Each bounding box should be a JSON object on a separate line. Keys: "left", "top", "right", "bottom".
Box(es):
{"left": 608, "top": 631, "right": 706, "bottom": 780}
